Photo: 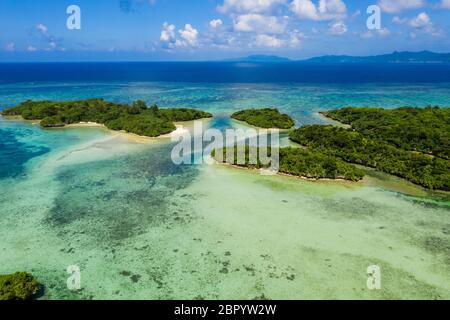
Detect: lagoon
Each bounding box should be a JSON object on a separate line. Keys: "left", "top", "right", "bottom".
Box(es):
{"left": 0, "top": 79, "right": 449, "bottom": 299}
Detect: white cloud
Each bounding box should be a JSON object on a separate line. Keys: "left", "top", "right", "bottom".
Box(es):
{"left": 234, "top": 14, "right": 287, "bottom": 33}
{"left": 290, "top": 0, "right": 347, "bottom": 21}
{"left": 290, "top": 0, "right": 319, "bottom": 19}
{"left": 291, "top": 0, "right": 320, "bottom": 20}
{"left": 35, "top": 23, "right": 62, "bottom": 50}
{"left": 319, "top": 0, "right": 347, "bottom": 17}
{"left": 328, "top": 21, "right": 347, "bottom": 35}
{"left": 210, "top": 19, "right": 223, "bottom": 28}
{"left": 289, "top": 29, "right": 304, "bottom": 47}
{"left": 442, "top": 0, "right": 450, "bottom": 9}
{"left": 218, "top": 0, "right": 287, "bottom": 14}
{"left": 254, "top": 34, "right": 284, "bottom": 47}
{"left": 377, "top": 27, "right": 391, "bottom": 36}
{"left": 160, "top": 22, "right": 176, "bottom": 42}
{"left": 5, "top": 42, "right": 15, "bottom": 52}
{"left": 36, "top": 23, "right": 48, "bottom": 34}
{"left": 160, "top": 22, "right": 199, "bottom": 49}
{"left": 351, "top": 10, "right": 361, "bottom": 20}
{"left": 27, "top": 45, "right": 37, "bottom": 52}
{"left": 409, "top": 12, "right": 431, "bottom": 28}
{"left": 178, "top": 24, "right": 199, "bottom": 47}
{"left": 360, "top": 28, "right": 390, "bottom": 39}
{"left": 378, "top": 0, "right": 424, "bottom": 13}
{"left": 392, "top": 16, "right": 408, "bottom": 24}
{"left": 408, "top": 12, "right": 444, "bottom": 37}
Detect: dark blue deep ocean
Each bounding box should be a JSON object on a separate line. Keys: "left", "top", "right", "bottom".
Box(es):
{"left": 1, "top": 62, "right": 450, "bottom": 83}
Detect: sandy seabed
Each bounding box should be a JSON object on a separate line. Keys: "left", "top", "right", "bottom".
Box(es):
{"left": 0, "top": 123, "right": 449, "bottom": 300}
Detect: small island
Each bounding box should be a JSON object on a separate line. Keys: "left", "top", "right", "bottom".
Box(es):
{"left": 321, "top": 106, "right": 450, "bottom": 160}
{"left": 216, "top": 107, "right": 363, "bottom": 181}
{"left": 292, "top": 107, "right": 450, "bottom": 190}
{"left": 213, "top": 146, "right": 365, "bottom": 181}
{"left": 1, "top": 99, "right": 213, "bottom": 137}
{"left": 231, "top": 108, "right": 295, "bottom": 129}
{"left": 216, "top": 106, "right": 450, "bottom": 190}
{"left": 0, "top": 272, "right": 40, "bottom": 300}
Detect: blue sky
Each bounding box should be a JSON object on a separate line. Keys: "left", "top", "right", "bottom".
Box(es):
{"left": 1, "top": 0, "right": 450, "bottom": 61}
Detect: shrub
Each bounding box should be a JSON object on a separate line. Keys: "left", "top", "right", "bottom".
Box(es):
{"left": 231, "top": 108, "right": 295, "bottom": 129}
{"left": 0, "top": 272, "right": 40, "bottom": 300}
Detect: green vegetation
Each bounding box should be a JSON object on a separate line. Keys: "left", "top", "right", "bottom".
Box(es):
{"left": 2, "top": 99, "right": 212, "bottom": 137}
{"left": 322, "top": 107, "right": 450, "bottom": 160}
{"left": 0, "top": 272, "right": 40, "bottom": 300}
{"left": 220, "top": 106, "right": 450, "bottom": 188}
{"left": 290, "top": 124, "right": 450, "bottom": 191}
{"left": 212, "top": 146, "right": 365, "bottom": 181}
{"left": 231, "top": 108, "right": 295, "bottom": 129}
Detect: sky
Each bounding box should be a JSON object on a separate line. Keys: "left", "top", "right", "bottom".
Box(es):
{"left": 1, "top": 0, "right": 450, "bottom": 61}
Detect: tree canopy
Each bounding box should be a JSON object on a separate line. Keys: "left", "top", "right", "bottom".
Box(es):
{"left": 0, "top": 272, "right": 40, "bottom": 300}
{"left": 290, "top": 107, "right": 450, "bottom": 190}
{"left": 322, "top": 106, "right": 450, "bottom": 160}
{"left": 2, "top": 99, "right": 212, "bottom": 137}
{"left": 231, "top": 108, "right": 295, "bottom": 129}
{"left": 213, "top": 146, "right": 365, "bottom": 182}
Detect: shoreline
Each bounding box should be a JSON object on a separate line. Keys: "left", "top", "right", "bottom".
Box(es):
{"left": 1, "top": 116, "right": 192, "bottom": 143}
{"left": 315, "top": 111, "right": 352, "bottom": 128}
{"left": 65, "top": 122, "right": 189, "bottom": 143}
{"left": 213, "top": 160, "right": 360, "bottom": 184}
{"left": 215, "top": 160, "right": 450, "bottom": 199}
{"left": 230, "top": 118, "right": 293, "bottom": 132}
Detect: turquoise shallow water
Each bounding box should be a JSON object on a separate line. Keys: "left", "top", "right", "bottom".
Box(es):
{"left": 0, "top": 82, "right": 449, "bottom": 299}
{"left": 1, "top": 82, "right": 450, "bottom": 125}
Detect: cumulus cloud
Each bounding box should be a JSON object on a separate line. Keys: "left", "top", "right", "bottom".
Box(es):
{"left": 36, "top": 23, "right": 48, "bottom": 34}
{"left": 392, "top": 16, "right": 408, "bottom": 24}
{"left": 409, "top": 12, "right": 431, "bottom": 28}
{"left": 27, "top": 45, "right": 37, "bottom": 52}
{"left": 254, "top": 34, "right": 284, "bottom": 47}
{"left": 210, "top": 19, "right": 223, "bottom": 28}
{"left": 408, "top": 12, "right": 444, "bottom": 37}
{"left": 289, "top": 29, "right": 304, "bottom": 47}
{"left": 378, "top": 0, "right": 424, "bottom": 13}
{"left": 290, "top": 0, "right": 347, "bottom": 21}
{"left": 328, "top": 21, "right": 347, "bottom": 35}
{"left": 160, "top": 22, "right": 176, "bottom": 43}
{"left": 35, "top": 23, "right": 62, "bottom": 50}
{"left": 178, "top": 24, "right": 199, "bottom": 47}
{"left": 218, "top": 0, "right": 287, "bottom": 14}
{"left": 234, "top": 14, "right": 287, "bottom": 33}
{"left": 160, "top": 23, "right": 199, "bottom": 49}
{"left": 290, "top": 0, "right": 320, "bottom": 19}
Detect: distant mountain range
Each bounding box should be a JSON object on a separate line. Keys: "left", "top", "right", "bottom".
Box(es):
{"left": 230, "top": 51, "right": 450, "bottom": 64}
{"left": 304, "top": 51, "right": 450, "bottom": 64}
